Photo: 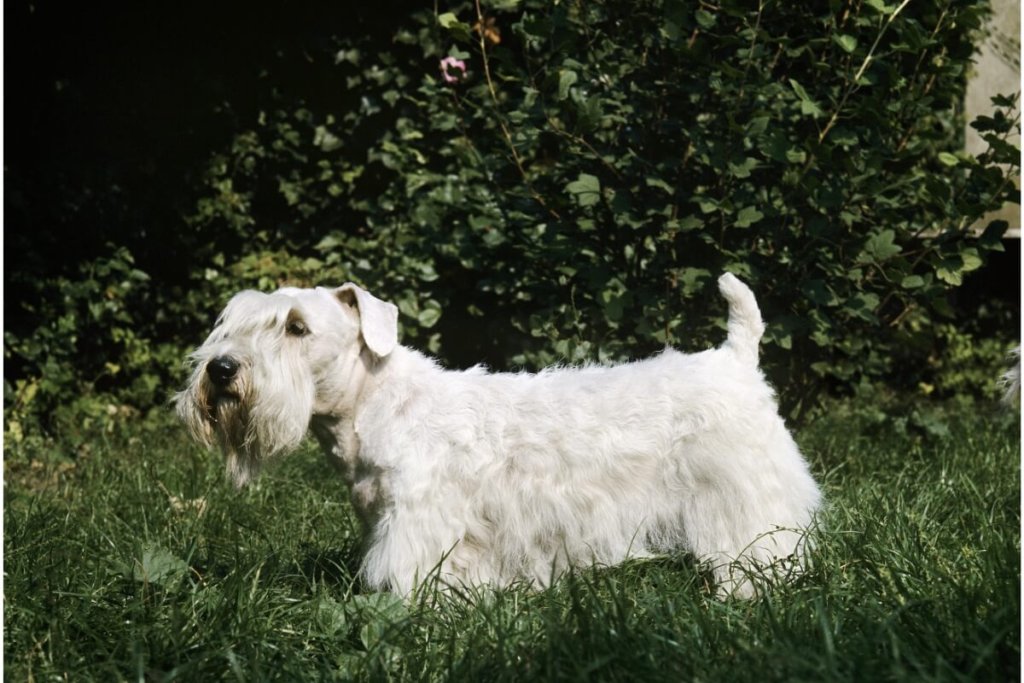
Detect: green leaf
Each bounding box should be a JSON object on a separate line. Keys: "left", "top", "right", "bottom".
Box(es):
{"left": 848, "top": 292, "right": 880, "bottom": 321}
{"left": 789, "top": 78, "right": 812, "bottom": 103}
{"left": 314, "top": 597, "right": 350, "bottom": 636}
{"left": 802, "top": 280, "right": 838, "bottom": 306}
{"left": 566, "top": 173, "right": 601, "bottom": 206}
{"left": 746, "top": 116, "right": 770, "bottom": 137}
{"left": 697, "top": 198, "right": 719, "bottom": 214}
{"left": 800, "top": 100, "right": 824, "bottom": 118}
{"left": 728, "top": 157, "right": 758, "bottom": 179}
{"left": 864, "top": 0, "right": 895, "bottom": 14}
{"left": 936, "top": 261, "right": 963, "bottom": 286}
{"left": 133, "top": 544, "right": 187, "bottom": 586}
{"left": 785, "top": 148, "right": 807, "bottom": 164}
{"left": 861, "top": 230, "right": 902, "bottom": 262}
{"left": 960, "top": 248, "right": 983, "bottom": 273}
{"left": 901, "top": 275, "right": 925, "bottom": 289}
{"left": 734, "top": 206, "right": 764, "bottom": 228}
{"left": 832, "top": 34, "right": 858, "bottom": 53}
{"left": 937, "top": 152, "right": 959, "bottom": 167}
{"left": 417, "top": 304, "right": 441, "bottom": 328}
{"left": 695, "top": 9, "right": 716, "bottom": 29}
{"left": 438, "top": 12, "right": 459, "bottom": 28}
{"left": 678, "top": 215, "right": 703, "bottom": 231}
{"left": 438, "top": 12, "right": 472, "bottom": 41}
{"left": 600, "top": 290, "right": 625, "bottom": 322}
{"left": 557, "top": 70, "right": 578, "bottom": 100}
{"left": 645, "top": 176, "right": 674, "bottom": 194}
{"left": 789, "top": 79, "right": 823, "bottom": 118}
{"left": 351, "top": 593, "right": 408, "bottom": 650}
{"left": 979, "top": 220, "right": 1008, "bottom": 252}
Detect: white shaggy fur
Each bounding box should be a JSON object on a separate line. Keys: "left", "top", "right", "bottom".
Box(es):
{"left": 1001, "top": 346, "right": 1020, "bottom": 405}
{"left": 176, "top": 274, "right": 822, "bottom": 597}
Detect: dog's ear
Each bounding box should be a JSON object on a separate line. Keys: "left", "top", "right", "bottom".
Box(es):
{"left": 334, "top": 284, "right": 399, "bottom": 358}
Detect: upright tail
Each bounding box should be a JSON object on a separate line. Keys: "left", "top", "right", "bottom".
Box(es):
{"left": 717, "top": 273, "right": 765, "bottom": 366}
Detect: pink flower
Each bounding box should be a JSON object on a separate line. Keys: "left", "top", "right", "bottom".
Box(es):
{"left": 440, "top": 56, "right": 467, "bottom": 84}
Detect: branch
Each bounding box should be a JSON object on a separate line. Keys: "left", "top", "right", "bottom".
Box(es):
{"left": 474, "top": 0, "right": 560, "bottom": 220}
{"left": 819, "top": 0, "right": 912, "bottom": 144}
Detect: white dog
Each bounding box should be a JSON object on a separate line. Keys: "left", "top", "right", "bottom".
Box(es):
{"left": 1001, "top": 346, "right": 1020, "bottom": 405}
{"left": 176, "top": 273, "right": 821, "bottom": 597}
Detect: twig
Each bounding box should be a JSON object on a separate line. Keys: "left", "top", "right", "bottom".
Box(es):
{"left": 819, "top": 0, "right": 912, "bottom": 144}
{"left": 474, "top": 0, "right": 560, "bottom": 220}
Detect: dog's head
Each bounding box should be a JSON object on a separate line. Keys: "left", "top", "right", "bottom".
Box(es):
{"left": 175, "top": 283, "right": 398, "bottom": 486}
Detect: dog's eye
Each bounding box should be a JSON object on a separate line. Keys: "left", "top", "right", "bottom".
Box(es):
{"left": 286, "top": 319, "right": 309, "bottom": 337}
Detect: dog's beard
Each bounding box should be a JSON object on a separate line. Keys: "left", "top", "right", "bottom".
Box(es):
{"left": 176, "top": 360, "right": 313, "bottom": 488}
{"left": 211, "top": 393, "right": 262, "bottom": 488}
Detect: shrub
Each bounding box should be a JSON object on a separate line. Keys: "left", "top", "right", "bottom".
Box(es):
{"left": 4, "top": 248, "right": 180, "bottom": 454}
{"left": 183, "top": 0, "right": 1018, "bottom": 414}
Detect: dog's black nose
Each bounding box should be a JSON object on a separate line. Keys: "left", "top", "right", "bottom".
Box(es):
{"left": 207, "top": 356, "right": 239, "bottom": 386}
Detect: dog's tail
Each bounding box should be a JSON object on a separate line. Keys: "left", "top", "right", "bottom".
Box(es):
{"left": 718, "top": 273, "right": 765, "bottom": 366}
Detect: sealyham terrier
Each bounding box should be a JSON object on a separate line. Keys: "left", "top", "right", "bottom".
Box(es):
{"left": 1001, "top": 346, "right": 1020, "bottom": 405}
{"left": 176, "top": 274, "right": 821, "bottom": 597}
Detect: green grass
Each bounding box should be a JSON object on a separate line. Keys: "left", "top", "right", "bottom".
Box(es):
{"left": 5, "top": 401, "right": 1019, "bottom": 681}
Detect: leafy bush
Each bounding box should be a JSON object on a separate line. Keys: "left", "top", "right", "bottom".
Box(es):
{"left": 4, "top": 248, "right": 180, "bottom": 454}
{"left": 5, "top": 0, "right": 1019, "bottom": 444}
{"left": 184, "top": 0, "right": 1018, "bottom": 412}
